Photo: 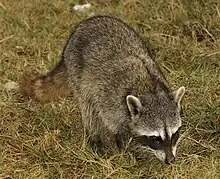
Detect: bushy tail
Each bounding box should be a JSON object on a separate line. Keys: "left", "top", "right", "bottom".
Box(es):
{"left": 19, "top": 59, "right": 70, "bottom": 101}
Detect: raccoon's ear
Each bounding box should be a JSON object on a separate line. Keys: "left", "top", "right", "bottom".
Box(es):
{"left": 126, "top": 95, "right": 142, "bottom": 116}
{"left": 173, "top": 86, "right": 185, "bottom": 105}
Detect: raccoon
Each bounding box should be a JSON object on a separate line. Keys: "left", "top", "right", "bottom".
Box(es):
{"left": 20, "top": 16, "right": 185, "bottom": 164}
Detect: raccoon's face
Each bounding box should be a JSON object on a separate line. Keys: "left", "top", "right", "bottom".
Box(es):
{"left": 126, "top": 86, "right": 185, "bottom": 164}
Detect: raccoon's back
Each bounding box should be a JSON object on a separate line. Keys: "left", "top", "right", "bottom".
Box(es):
{"left": 64, "top": 16, "right": 165, "bottom": 97}
{"left": 65, "top": 16, "right": 147, "bottom": 57}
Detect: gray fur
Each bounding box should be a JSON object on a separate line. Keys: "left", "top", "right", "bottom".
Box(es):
{"left": 60, "top": 16, "right": 185, "bottom": 163}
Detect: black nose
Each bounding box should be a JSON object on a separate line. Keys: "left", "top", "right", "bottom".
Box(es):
{"left": 165, "top": 156, "right": 175, "bottom": 164}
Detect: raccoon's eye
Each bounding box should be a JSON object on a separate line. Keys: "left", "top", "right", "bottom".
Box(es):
{"left": 135, "top": 135, "right": 163, "bottom": 149}
{"left": 148, "top": 136, "right": 163, "bottom": 150}
{"left": 149, "top": 136, "right": 162, "bottom": 142}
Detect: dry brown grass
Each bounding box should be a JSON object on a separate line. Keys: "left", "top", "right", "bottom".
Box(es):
{"left": 0, "top": 0, "right": 220, "bottom": 178}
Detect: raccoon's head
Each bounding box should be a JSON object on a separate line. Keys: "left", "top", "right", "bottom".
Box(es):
{"left": 126, "top": 86, "right": 185, "bottom": 164}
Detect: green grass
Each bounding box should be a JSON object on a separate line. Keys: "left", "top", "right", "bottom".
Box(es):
{"left": 0, "top": 0, "right": 220, "bottom": 178}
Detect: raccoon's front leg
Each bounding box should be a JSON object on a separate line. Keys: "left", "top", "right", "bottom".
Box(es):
{"left": 81, "top": 108, "right": 105, "bottom": 156}
{"left": 115, "top": 132, "right": 126, "bottom": 149}
{"left": 115, "top": 126, "right": 129, "bottom": 150}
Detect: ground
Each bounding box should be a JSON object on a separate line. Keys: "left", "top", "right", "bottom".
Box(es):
{"left": 0, "top": 0, "right": 220, "bottom": 178}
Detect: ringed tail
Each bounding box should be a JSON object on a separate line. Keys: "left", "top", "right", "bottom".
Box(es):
{"left": 19, "top": 59, "right": 70, "bottom": 101}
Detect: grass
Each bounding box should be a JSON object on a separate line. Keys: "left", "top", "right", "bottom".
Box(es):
{"left": 0, "top": 0, "right": 220, "bottom": 178}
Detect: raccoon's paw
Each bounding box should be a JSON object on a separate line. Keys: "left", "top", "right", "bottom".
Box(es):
{"left": 88, "top": 136, "right": 105, "bottom": 156}
{"left": 93, "top": 144, "right": 105, "bottom": 157}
